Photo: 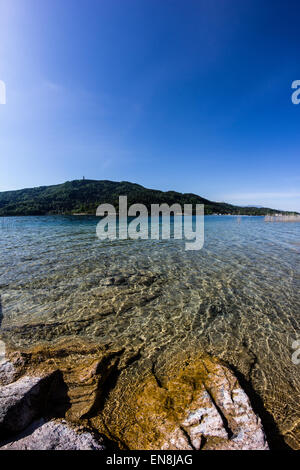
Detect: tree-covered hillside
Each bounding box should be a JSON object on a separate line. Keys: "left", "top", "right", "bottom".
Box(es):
{"left": 0, "top": 179, "right": 296, "bottom": 216}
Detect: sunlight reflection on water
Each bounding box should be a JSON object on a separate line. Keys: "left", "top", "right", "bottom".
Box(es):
{"left": 0, "top": 215, "right": 299, "bottom": 445}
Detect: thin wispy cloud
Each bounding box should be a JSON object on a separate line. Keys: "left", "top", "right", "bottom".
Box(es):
{"left": 43, "top": 81, "right": 63, "bottom": 92}
{"left": 225, "top": 192, "right": 300, "bottom": 200}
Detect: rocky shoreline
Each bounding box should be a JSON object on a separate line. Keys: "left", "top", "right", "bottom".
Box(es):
{"left": 0, "top": 340, "right": 269, "bottom": 450}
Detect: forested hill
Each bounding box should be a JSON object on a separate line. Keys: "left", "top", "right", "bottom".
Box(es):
{"left": 0, "top": 179, "right": 296, "bottom": 216}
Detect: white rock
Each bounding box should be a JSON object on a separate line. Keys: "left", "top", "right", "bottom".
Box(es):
{"left": 0, "top": 373, "right": 56, "bottom": 437}
{"left": 0, "top": 419, "right": 105, "bottom": 450}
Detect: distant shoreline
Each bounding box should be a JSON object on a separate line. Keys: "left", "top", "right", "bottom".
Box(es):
{"left": 0, "top": 213, "right": 278, "bottom": 218}
{"left": 0, "top": 179, "right": 298, "bottom": 217}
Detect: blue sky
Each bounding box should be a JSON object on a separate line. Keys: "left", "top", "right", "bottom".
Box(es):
{"left": 0, "top": 0, "right": 299, "bottom": 211}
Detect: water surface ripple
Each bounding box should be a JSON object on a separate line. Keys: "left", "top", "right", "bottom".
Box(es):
{"left": 0, "top": 215, "right": 299, "bottom": 447}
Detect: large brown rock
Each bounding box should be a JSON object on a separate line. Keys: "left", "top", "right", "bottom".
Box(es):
{"left": 2, "top": 341, "right": 269, "bottom": 450}
{"left": 161, "top": 362, "right": 269, "bottom": 450}
{"left": 93, "top": 355, "right": 269, "bottom": 450}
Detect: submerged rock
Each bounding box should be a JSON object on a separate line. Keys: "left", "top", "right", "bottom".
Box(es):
{"left": 163, "top": 363, "right": 269, "bottom": 450}
{"left": 0, "top": 419, "right": 105, "bottom": 450}
{"left": 93, "top": 354, "right": 269, "bottom": 450}
{"left": 1, "top": 341, "right": 269, "bottom": 450}
{"left": 0, "top": 340, "right": 17, "bottom": 386}
{"left": 0, "top": 360, "right": 16, "bottom": 386}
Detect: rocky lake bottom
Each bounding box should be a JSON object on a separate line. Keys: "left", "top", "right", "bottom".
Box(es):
{"left": 0, "top": 215, "right": 299, "bottom": 449}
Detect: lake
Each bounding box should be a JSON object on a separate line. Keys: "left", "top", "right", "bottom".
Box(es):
{"left": 0, "top": 215, "right": 299, "bottom": 447}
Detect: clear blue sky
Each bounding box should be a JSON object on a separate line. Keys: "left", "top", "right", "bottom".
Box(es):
{"left": 0, "top": 0, "right": 299, "bottom": 211}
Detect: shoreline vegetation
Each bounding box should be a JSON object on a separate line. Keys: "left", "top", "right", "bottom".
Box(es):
{"left": 0, "top": 179, "right": 298, "bottom": 217}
